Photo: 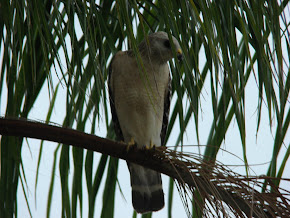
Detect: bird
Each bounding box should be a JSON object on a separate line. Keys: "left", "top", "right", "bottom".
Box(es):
{"left": 108, "top": 31, "right": 182, "bottom": 213}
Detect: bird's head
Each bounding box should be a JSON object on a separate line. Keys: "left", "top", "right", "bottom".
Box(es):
{"left": 140, "top": 31, "right": 183, "bottom": 63}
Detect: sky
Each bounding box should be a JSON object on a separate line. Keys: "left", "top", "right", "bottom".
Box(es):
{"left": 1, "top": 4, "right": 290, "bottom": 218}
{"left": 14, "top": 51, "right": 290, "bottom": 217}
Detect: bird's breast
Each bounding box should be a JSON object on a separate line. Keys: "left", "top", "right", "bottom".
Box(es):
{"left": 113, "top": 62, "right": 169, "bottom": 146}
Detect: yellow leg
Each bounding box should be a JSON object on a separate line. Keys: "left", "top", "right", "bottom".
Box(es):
{"left": 126, "top": 137, "right": 136, "bottom": 152}
{"left": 144, "top": 140, "right": 156, "bottom": 150}
{"left": 150, "top": 140, "right": 156, "bottom": 149}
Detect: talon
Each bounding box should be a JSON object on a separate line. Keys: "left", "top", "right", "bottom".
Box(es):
{"left": 126, "top": 137, "right": 136, "bottom": 152}
{"left": 143, "top": 140, "right": 156, "bottom": 150}
{"left": 150, "top": 140, "right": 156, "bottom": 149}
{"left": 144, "top": 145, "right": 150, "bottom": 150}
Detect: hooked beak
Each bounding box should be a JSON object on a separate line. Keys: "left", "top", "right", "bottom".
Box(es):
{"left": 177, "top": 48, "right": 183, "bottom": 61}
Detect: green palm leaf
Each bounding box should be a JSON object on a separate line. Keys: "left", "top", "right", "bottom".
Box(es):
{"left": 0, "top": 0, "right": 289, "bottom": 217}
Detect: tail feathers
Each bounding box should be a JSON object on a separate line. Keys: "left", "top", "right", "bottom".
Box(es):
{"left": 128, "top": 163, "right": 164, "bottom": 213}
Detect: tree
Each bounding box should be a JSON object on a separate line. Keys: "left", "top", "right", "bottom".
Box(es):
{"left": 0, "top": 0, "right": 289, "bottom": 217}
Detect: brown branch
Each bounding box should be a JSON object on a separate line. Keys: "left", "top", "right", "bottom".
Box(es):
{"left": 0, "top": 117, "right": 289, "bottom": 217}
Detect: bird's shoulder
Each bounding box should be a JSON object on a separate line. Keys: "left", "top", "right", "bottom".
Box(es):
{"left": 110, "top": 50, "right": 138, "bottom": 75}
{"left": 111, "top": 50, "right": 134, "bottom": 64}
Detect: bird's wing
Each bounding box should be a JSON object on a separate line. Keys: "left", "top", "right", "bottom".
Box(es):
{"left": 160, "top": 74, "right": 172, "bottom": 146}
{"left": 108, "top": 53, "right": 124, "bottom": 141}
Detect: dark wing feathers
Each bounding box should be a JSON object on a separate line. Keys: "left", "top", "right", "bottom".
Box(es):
{"left": 160, "top": 76, "right": 172, "bottom": 146}
{"left": 108, "top": 55, "right": 124, "bottom": 141}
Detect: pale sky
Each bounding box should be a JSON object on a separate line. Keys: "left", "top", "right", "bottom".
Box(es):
{"left": 1, "top": 4, "right": 290, "bottom": 217}
{"left": 14, "top": 52, "right": 290, "bottom": 217}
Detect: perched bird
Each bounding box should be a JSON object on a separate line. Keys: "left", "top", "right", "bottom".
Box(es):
{"left": 108, "top": 31, "right": 182, "bottom": 213}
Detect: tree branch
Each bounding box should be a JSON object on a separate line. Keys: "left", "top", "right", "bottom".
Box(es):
{"left": 0, "top": 117, "right": 289, "bottom": 217}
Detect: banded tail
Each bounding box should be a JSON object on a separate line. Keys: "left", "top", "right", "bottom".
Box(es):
{"left": 128, "top": 162, "right": 164, "bottom": 213}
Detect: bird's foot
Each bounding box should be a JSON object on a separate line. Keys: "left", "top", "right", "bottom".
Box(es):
{"left": 126, "top": 137, "right": 136, "bottom": 152}
{"left": 143, "top": 140, "right": 156, "bottom": 150}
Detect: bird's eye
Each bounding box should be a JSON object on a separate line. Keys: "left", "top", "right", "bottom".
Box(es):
{"left": 164, "top": 40, "right": 171, "bottom": 48}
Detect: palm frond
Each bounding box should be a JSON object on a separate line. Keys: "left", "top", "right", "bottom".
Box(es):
{"left": 0, "top": 0, "right": 289, "bottom": 217}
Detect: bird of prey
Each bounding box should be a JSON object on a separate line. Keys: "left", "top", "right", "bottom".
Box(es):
{"left": 108, "top": 31, "right": 182, "bottom": 213}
